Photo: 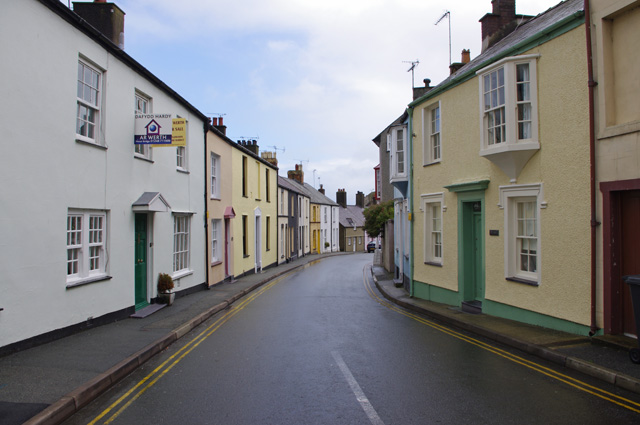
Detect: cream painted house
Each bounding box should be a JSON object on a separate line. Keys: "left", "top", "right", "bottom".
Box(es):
{"left": 409, "top": 0, "right": 592, "bottom": 334}
{"left": 589, "top": 0, "right": 640, "bottom": 337}
{"left": 206, "top": 120, "right": 235, "bottom": 286}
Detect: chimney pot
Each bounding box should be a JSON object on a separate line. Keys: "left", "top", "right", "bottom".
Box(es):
{"left": 461, "top": 49, "right": 470, "bottom": 64}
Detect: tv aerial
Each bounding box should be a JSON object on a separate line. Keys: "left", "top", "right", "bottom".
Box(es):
{"left": 267, "top": 145, "right": 286, "bottom": 154}
{"left": 402, "top": 60, "right": 420, "bottom": 88}
{"left": 435, "top": 10, "right": 452, "bottom": 66}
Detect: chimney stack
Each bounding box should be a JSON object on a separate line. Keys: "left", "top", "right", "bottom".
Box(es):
{"left": 261, "top": 151, "right": 278, "bottom": 167}
{"left": 287, "top": 164, "right": 304, "bottom": 184}
{"left": 238, "top": 139, "right": 259, "bottom": 155}
{"left": 412, "top": 78, "right": 432, "bottom": 101}
{"left": 73, "top": 1, "right": 125, "bottom": 49}
{"left": 336, "top": 189, "right": 347, "bottom": 208}
{"left": 479, "top": 0, "right": 533, "bottom": 52}
{"left": 318, "top": 184, "right": 325, "bottom": 195}
{"left": 355, "top": 191, "right": 365, "bottom": 208}
{"left": 212, "top": 116, "right": 226, "bottom": 136}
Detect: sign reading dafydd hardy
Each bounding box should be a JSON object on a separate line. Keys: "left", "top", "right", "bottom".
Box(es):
{"left": 134, "top": 114, "right": 187, "bottom": 147}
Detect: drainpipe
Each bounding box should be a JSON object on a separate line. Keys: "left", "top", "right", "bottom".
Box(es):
{"left": 585, "top": 0, "right": 599, "bottom": 336}
{"left": 408, "top": 107, "right": 415, "bottom": 297}
{"left": 204, "top": 121, "right": 210, "bottom": 288}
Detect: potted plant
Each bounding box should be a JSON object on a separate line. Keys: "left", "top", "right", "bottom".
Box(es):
{"left": 157, "top": 273, "right": 175, "bottom": 305}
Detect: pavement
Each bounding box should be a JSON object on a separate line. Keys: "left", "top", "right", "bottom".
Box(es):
{"left": 1, "top": 251, "right": 639, "bottom": 425}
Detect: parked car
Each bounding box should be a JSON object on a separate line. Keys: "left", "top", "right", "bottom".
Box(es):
{"left": 367, "top": 242, "right": 377, "bottom": 253}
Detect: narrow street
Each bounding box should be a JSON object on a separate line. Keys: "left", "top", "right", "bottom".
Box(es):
{"left": 64, "top": 254, "right": 640, "bottom": 424}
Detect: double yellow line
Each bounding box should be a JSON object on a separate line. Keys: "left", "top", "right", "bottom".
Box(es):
{"left": 362, "top": 265, "right": 640, "bottom": 414}
{"left": 89, "top": 275, "right": 286, "bottom": 425}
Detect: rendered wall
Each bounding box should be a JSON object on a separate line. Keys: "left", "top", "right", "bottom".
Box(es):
{"left": 206, "top": 132, "right": 234, "bottom": 286}
{"left": 412, "top": 26, "right": 591, "bottom": 328}
{"left": 231, "top": 149, "right": 278, "bottom": 277}
{"left": 0, "top": 0, "right": 206, "bottom": 348}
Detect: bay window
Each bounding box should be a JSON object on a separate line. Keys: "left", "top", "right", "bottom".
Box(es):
{"left": 478, "top": 55, "right": 540, "bottom": 180}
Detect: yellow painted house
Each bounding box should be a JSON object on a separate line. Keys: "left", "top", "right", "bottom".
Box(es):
{"left": 231, "top": 140, "right": 278, "bottom": 278}
{"left": 408, "top": 0, "right": 592, "bottom": 334}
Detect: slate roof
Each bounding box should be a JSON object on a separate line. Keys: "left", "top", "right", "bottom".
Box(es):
{"left": 299, "top": 182, "right": 339, "bottom": 206}
{"left": 410, "top": 0, "right": 584, "bottom": 107}
{"left": 277, "top": 175, "right": 307, "bottom": 196}
{"left": 339, "top": 205, "right": 365, "bottom": 228}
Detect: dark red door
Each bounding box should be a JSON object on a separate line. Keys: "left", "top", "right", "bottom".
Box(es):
{"left": 621, "top": 191, "right": 640, "bottom": 336}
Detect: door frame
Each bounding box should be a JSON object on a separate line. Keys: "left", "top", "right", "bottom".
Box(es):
{"left": 134, "top": 213, "right": 150, "bottom": 310}
{"left": 224, "top": 218, "right": 231, "bottom": 277}
{"left": 601, "top": 178, "right": 640, "bottom": 334}
{"left": 446, "top": 181, "right": 488, "bottom": 306}
{"left": 254, "top": 207, "right": 262, "bottom": 273}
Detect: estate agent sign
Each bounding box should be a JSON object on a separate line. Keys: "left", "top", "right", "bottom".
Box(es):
{"left": 135, "top": 114, "right": 186, "bottom": 147}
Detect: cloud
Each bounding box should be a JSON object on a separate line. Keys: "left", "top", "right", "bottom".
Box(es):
{"left": 114, "top": 0, "right": 564, "bottom": 202}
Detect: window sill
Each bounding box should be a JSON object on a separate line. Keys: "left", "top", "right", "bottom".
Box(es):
{"left": 425, "top": 261, "right": 442, "bottom": 267}
{"left": 66, "top": 275, "right": 112, "bottom": 289}
{"left": 210, "top": 196, "right": 221, "bottom": 201}
{"left": 423, "top": 160, "right": 441, "bottom": 167}
{"left": 76, "top": 138, "right": 107, "bottom": 150}
{"left": 172, "top": 269, "right": 193, "bottom": 280}
{"left": 176, "top": 168, "right": 190, "bottom": 174}
{"left": 211, "top": 260, "right": 222, "bottom": 267}
{"left": 243, "top": 255, "right": 250, "bottom": 258}
{"left": 506, "top": 276, "right": 539, "bottom": 287}
{"left": 134, "top": 154, "right": 154, "bottom": 163}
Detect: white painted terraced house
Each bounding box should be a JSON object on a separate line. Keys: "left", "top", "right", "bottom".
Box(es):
{"left": 0, "top": 0, "right": 208, "bottom": 353}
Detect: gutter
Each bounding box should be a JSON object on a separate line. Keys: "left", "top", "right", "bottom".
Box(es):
{"left": 584, "top": 0, "right": 600, "bottom": 336}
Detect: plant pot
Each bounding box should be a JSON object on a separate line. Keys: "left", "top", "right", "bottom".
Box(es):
{"left": 158, "top": 292, "right": 175, "bottom": 306}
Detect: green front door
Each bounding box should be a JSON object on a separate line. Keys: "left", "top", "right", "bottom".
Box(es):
{"left": 134, "top": 214, "right": 148, "bottom": 310}
{"left": 461, "top": 200, "right": 485, "bottom": 303}
{"left": 472, "top": 208, "right": 484, "bottom": 301}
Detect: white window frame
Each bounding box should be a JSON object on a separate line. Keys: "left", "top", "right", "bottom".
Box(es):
{"left": 177, "top": 146, "right": 187, "bottom": 170}
{"left": 211, "top": 219, "right": 221, "bottom": 263}
{"left": 390, "top": 127, "right": 407, "bottom": 181}
{"left": 67, "top": 210, "right": 108, "bottom": 284}
{"left": 76, "top": 59, "right": 103, "bottom": 145}
{"left": 477, "top": 55, "right": 540, "bottom": 151}
{"left": 176, "top": 117, "right": 188, "bottom": 171}
{"left": 421, "top": 193, "right": 445, "bottom": 265}
{"left": 499, "top": 184, "right": 545, "bottom": 284}
{"left": 173, "top": 214, "right": 191, "bottom": 275}
{"left": 423, "top": 102, "right": 441, "bottom": 165}
{"left": 210, "top": 152, "right": 220, "bottom": 199}
{"left": 134, "top": 91, "right": 152, "bottom": 159}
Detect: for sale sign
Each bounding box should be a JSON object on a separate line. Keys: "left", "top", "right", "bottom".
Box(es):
{"left": 135, "top": 114, "right": 186, "bottom": 146}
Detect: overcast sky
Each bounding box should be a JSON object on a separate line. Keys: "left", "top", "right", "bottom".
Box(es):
{"left": 92, "top": 0, "right": 564, "bottom": 204}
